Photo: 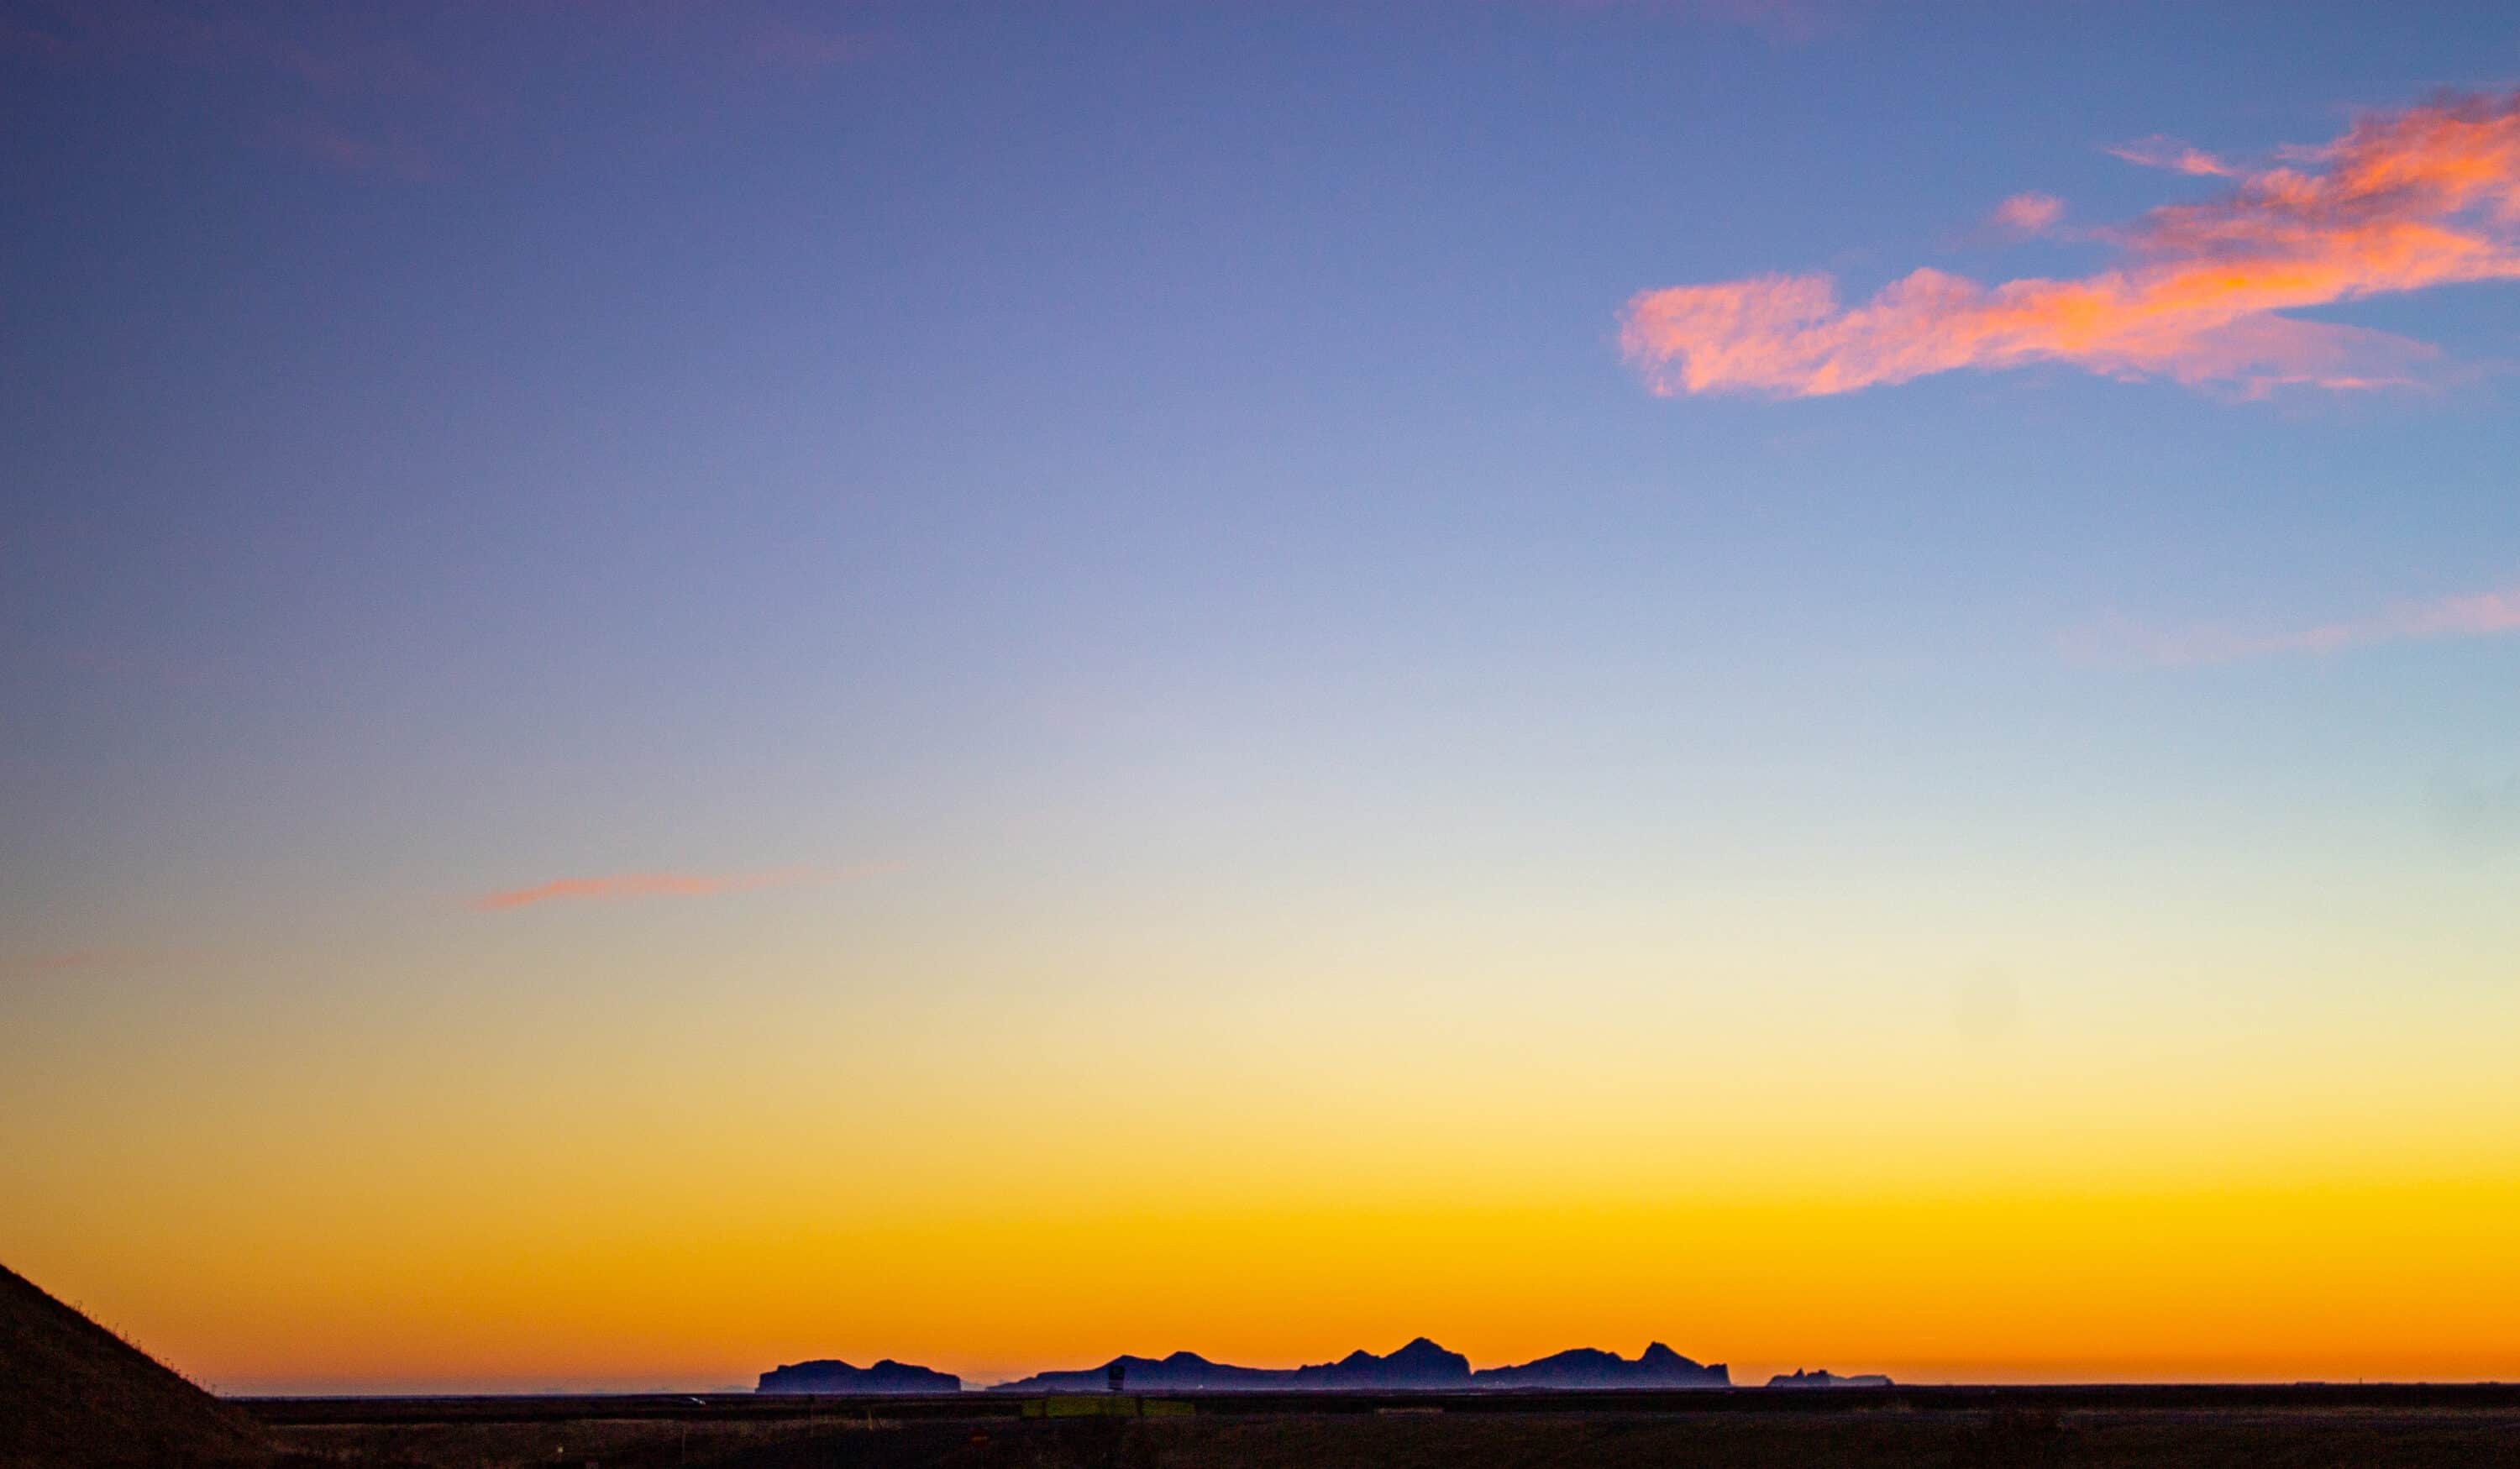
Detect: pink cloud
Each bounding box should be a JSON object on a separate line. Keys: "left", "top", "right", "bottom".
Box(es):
{"left": 1988, "top": 191, "right": 2065, "bottom": 236}
{"left": 1622, "top": 92, "right": 2520, "bottom": 397}
{"left": 18, "top": 950, "right": 112, "bottom": 973}
{"left": 2070, "top": 583, "right": 2520, "bottom": 668}
{"left": 2105, "top": 134, "right": 2239, "bottom": 177}
{"left": 1, "top": 947, "right": 161, "bottom": 979}
{"left": 470, "top": 863, "right": 892, "bottom": 912}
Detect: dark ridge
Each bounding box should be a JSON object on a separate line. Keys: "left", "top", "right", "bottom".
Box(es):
{"left": 992, "top": 1338, "right": 1467, "bottom": 1393}
{"left": 1293, "top": 1337, "right": 1472, "bottom": 1389}
{"left": 1473, "top": 1343, "right": 1730, "bottom": 1388}
{"left": 756, "top": 1358, "right": 960, "bottom": 1393}
{"left": 990, "top": 1337, "right": 1728, "bottom": 1393}
{"left": 992, "top": 1351, "right": 1294, "bottom": 1393}
{"left": 0, "top": 1261, "right": 276, "bottom": 1468}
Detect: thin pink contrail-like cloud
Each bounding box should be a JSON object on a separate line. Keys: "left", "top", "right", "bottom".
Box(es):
{"left": 0, "top": 947, "right": 171, "bottom": 979}
{"left": 2103, "top": 134, "right": 2239, "bottom": 178}
{"left": 470, "top": 863, "right": 895, "bottom": 912}
{"left": 1987, "top": 191, "right": 2065, "bottom": 236}
{"left": 10, "top": 950, "right": 116, "bottom": 973}
{"left": 1622, "top": 92, "right": 2520, "bottom": 397}
{"left": 2071, "top": 584, "right": 2520, "bottom": 668}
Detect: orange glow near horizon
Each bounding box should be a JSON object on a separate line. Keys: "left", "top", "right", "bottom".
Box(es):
{"left": 20, "top": 1174, "right": 2520, "bottom": 1393}
{"left": 11, "top": 916, "right": 2519, "bottom": 1393}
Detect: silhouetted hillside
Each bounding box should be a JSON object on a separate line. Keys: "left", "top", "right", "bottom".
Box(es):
{"left": 0, "top": 1262, "right": 274, "bottom": 1468}
{"left": 757, "top": 1358, "right": 960, "bottom": 1393}
{"left": 1473, "top": 1343, "right": 1728, "bottom": 1388}
{"left": 990, "top": 1337, "right": 1730, "bottom": 1392}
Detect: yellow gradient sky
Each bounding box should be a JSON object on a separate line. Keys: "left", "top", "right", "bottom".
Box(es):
{"left": 8, "top": 888, "right": 2518, "bottom": 1390}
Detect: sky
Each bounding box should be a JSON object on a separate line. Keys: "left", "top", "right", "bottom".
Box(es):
{"left": 3, "top": 0, "right": 2519, "bottom": 1394}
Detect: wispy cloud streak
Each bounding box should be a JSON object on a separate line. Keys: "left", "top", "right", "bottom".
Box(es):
{"left": 2071, "top": 583, "right": 2520, "bottom": 667}
{"left": 0, "top": 947, "right": 164, "bottom": 979}
{"left": 2104, "top": 135, "right": 2238, "bottom": 177}
{"left": 1988, "top": 191, "right": 2065, "bottom": 236}
{"left": 1622, "top": 92, "right": 2520, "bottom": 397}
{"left": 470, "top": 863, "right": 891, "bottom": 912}
{"left": 12, "top": 950, "right": 116, "bottom": 973}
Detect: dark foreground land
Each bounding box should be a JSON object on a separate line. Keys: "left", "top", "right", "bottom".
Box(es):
{"left": 242, "top": 1385, "right": 2520, "bottom": 1468}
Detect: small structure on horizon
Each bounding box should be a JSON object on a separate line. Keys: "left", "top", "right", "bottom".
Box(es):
{"left": 1108, "top": 1361, "right": 1126, "bottom": 1393}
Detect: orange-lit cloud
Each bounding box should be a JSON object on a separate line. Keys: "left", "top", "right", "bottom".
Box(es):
{"left": 470, "top": 863, "right": 889, "bottom": 912}
{"left": 1623, "top": 93, "right": 2520, "bottom": 396}
{"left": 1988, "top": 191, "right": 2065, "bottom": 236}
{"left": 2070, "top": 582, "right": 2520, "bottom": 667}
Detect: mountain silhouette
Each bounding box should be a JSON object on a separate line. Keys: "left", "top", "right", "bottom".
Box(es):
{"left": 990, "top": 1337, "right": 1726, "bottom": 1392}
{"left": 993, "top": 1337, "right": 1468, "bottom": 1393}
{"left": 991, "top": 1351, "right": 1290, "bottom": 1393}
{"left": 1473, "top": 1343, "right": 1729, "bottom": 1388}
{"left": 1292, "top": 1337, "right": 1471, "bottom": 1388}
{"left": 757, "top": 1358, "right": 961, "bottom": 1393}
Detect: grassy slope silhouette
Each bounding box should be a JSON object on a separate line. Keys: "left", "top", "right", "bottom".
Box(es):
{"left": 0, "top": 1262, "right": 272, "bottom": 1468}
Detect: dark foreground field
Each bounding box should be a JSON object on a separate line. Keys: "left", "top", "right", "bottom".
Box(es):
{"left": 244, "top": 1386, "right": 2520, "bottom": 1468}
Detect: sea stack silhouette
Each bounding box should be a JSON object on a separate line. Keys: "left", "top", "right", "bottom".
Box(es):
{"left": 757, "top": 1358, "right": 962, "bottom": 1393}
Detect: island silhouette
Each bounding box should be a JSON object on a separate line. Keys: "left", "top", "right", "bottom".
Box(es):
{"left": 748, "top": 1340, "right": 1931, "bottom": 1393}
{"left": 782, "top": 1337, "right": 1736, "bottom": 1393}
{"left": 758, "top": 1358, "right": 963, "bottom": 1393}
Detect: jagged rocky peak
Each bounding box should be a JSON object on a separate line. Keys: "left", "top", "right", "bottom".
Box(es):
{"left": 1471, "top": 1342, "right": 1729, "bottom": 1388}
{"left": 995, "top": 1338, "right": 1475, "bottom": 1393}
{"left": 990, "top": 1337, "right": 1730, "bottom": 1393}
{"left": 1292, "top": 1337, "right": 1473, "bottom": 1388}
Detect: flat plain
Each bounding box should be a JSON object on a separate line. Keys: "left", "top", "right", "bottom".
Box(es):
{"left": 244, "top": 1385, "right": 2520, "bottom": 1467}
